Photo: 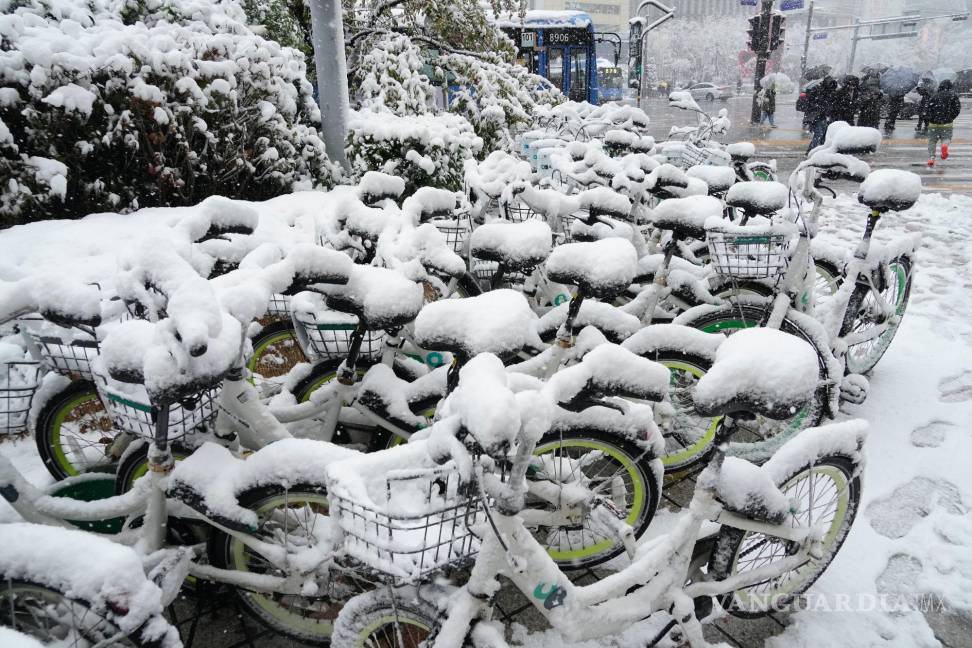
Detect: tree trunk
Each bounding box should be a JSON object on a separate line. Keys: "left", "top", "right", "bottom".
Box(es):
{"left": 307, "top": 0, "right": 350, "bottom": 171}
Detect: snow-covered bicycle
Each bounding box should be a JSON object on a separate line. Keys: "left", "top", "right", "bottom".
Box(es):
{"left": 330, "top": 327, "right": 867, "bottom": 648}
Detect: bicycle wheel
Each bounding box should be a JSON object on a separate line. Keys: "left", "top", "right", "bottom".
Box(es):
{"left": 207, "top": 483, "right": 371, "bottom": 644}
{"left": 247, "top": 320, "right": 308, "bottom": 382}
{"left": 679, "top": 305, "right": 827, "bottom": 455}
{"left": 35, "top": 381, "right": 119, "bottom": 480}
{"left": 708, "top": 455, "right": 861, "bottom": 618}
{"left": 813, "top": 259, "right": 841, "bottom": 310}
{"left": 332, "top": 588, "right": 440, "bottom": 648}
{"left": 530, "top": 429, "right": 660, "bottom": 569}
{"left": 649, "top": 352, "right": 720, "bottom": 475}
{"left": 0, "top": 578, "right": 148, "bottom": 647}
{"left": 115, "top": 441, "right": 192, "bottom": 495}
{"left": 842, "top": 256, "right": 912, "bottom": 375}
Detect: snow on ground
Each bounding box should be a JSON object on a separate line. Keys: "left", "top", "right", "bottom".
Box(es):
{"left": 1, "top": 189, "right": 972, "bottom": 646}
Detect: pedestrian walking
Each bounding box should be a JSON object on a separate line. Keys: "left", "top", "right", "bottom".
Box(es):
{"left": 806, "top": 75, "right": 837, "bottom": 152}
{"left": 758, "top": 86, "right": 777, "bottom": 128}
{"left": 857, "top": 73, "right": 884, "bottom": 128}
{"left": 925, "top": 79, "right": 962, "bottom": 167}
{"left": 832, "top": 75, "right": 860, "bottom": 124}
{"left": 914, "top": 78, "right": 934, "bottom": 135}
{"left": 884, "top": 94, "right": 905, "bottom": 134}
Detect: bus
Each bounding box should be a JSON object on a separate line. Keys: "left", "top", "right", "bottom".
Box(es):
{"left": 498, "top": 10, "right": 600, "bottom": 104}
{"left": 598, "top": 62, "right": 625, "bottom": 103}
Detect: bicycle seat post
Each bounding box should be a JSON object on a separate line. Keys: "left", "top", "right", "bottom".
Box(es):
{"left": 853, "top": 208, "right": 882, "bottom": 261}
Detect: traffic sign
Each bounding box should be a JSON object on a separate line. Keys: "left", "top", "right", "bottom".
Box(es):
{"left": 813, "top": 32, "right": 827, "bottom": 39}
{"left": 740, "top": 0, "right": 757, "bottom": 6}
{"left": 781, "top": 0, "right": 804, "bottom": 10}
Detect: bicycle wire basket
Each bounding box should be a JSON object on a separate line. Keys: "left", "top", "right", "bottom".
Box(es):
{"left": 265, "top": 293, "right": 292, "bottom": 320}
{"left": 503, "top": 201, "right": 540, "bottom": 223}
{"left": 23, "top": 330, "right": 100, "bottom": 381}
{"left": 0, "top": 361, "right": 41, "bottom": 435}
{"left": 706, "top": 227, "right": 792, "bottom": 280}
{"left": 431, "top": 211, "right": 472, "bottom": 256}
{"left": 294, "top": 312, "right": 386, "bottom": 362}
{"left": 97, "top": 378, "right": 220, "bottom": 442}
{"left": 670, "top": 142, "right": 711, "bottom": 170}
{"left": 331, "top": 463, "right": 487, "bottom": 585}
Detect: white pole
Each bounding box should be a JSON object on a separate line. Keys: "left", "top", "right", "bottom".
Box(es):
{"left": 308, "top": 0, "right": 351, "bottom": 171}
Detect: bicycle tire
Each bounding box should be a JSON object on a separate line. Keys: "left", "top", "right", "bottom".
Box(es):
{"left": 707, "top": 455, "right": 861, "bottom": 618}
{"left": 0, "top": 577, "right": 163, "bottom": 647}
{"left": 812, "top": 258, "right": 841, "bottom": 310}
{"left": 247, "top": 320, "right": 308, "bottom": 382}
{"left": 531, "top": 429, "right": 660, "bottom": 569}
{"left": 677, "top": 304, "right": 828, "bottom": 460}
{"left": 332, "top": 588, "right": 443, "bottom": 648}
{"left": 840, "top": 255, "right": 912, "bottom": 375}
{"left": 35, "top": 380, "right": 119, "bottom": 480}
{"left": 207, "top": 482, "right": 372, "bottom": 644}
{"left": 115, "top": 440, "right": 192, "bottom": 496}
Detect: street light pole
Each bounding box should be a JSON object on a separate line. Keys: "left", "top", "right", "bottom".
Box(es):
{"left": 799, "top": 0, "right": 814, "bottom": 89}
{"left": 308, "top": 0, "right": 350, "bottom": 171}
{"left": 847, "top": 18, "right": 861, "bottom": 74}
{"left": 751, "top": 0, "right": 774, "bottom": 125}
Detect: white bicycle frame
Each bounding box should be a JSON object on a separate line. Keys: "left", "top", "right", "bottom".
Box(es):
{"left": 431, "top": 450, "right": 821, "bottom": 648}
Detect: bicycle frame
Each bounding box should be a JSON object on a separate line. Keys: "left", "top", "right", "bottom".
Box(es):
{"left": 433, "top": 450, "right": 819, "bottom": 648}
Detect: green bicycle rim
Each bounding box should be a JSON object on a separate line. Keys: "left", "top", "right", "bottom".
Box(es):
{"left": 659, "top": 361, "right": 719, "bottom": 470}
{"left": 50, "top": 391, "right": 105, "bottom": 477}
{"left": 846, "top": 262, "right": 907, "bottom": 372}
{"left": 728, "top": 464, "right": 850, "bottom": 611}
{"left": 533, "top": 439, "right": 646, "bottom": 562}
{"left": 247, "top": 329, "right": 303, "bottom": 383}
{"left": 229, "top": 491, "right": 337, "bottom": 638}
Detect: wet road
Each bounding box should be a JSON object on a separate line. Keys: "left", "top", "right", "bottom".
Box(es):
{"left": 636, "top": 94, "right": 972, "bottom": 195}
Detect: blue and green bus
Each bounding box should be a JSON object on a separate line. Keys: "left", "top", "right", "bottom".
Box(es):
{"left": 498, "top": 10, "right": 600, "bottom": 104}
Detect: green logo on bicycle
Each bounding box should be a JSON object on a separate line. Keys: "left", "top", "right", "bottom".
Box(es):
{"left": 533, "top": 582, "right": 567, "bottom": 609}
{"left": 426, "top": 352, "right": 445, "bottom": 368}
{"left": 553, "top": 293, "right": 569, "bottom": 306}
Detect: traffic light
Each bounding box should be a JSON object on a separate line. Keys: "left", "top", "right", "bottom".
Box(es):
{"left": 747, "top": 15, "right": 766, "bottom": 52}
{"left": 769, "top": 14, "right": 786, "bottom": 51}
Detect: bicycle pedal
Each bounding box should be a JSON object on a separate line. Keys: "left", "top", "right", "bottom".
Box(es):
{"left": 839, "top": 374, "right": 869, "bottom": 405}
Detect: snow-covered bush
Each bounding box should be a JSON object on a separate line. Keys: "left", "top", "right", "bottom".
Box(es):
{"left": 350, "top": 33, "right": 436, "bottom": 116}
{"left": 346, "top": 111, "right": 482, "bottom": 196}
{"left": 436, "top": 53, "right": 562, "bottom": 153}
{"left": 0, "top": 0, "right": 337, "bottom": 225}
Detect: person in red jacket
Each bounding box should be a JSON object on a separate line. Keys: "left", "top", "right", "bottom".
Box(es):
{"left": 926, "top": 80, "right": 962, "bottom": 167}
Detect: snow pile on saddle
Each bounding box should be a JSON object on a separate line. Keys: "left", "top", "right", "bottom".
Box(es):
{"left": 546, "top": 238, "right": 637, "bottom": 297}
{"left": 471, "top": 220, "right": 552, "bottom": 269}
{"left": 319, "top": 265, "right": 424, "bottom": 330}
{"left": 651, "top": 195, "right": 724, "bottom": 235}
{"left": 414, "top": 290, "right": 540, "bottom": 358}
{"left": 726, "top": 181, "right": 789, "bottom": 213}
{"left": 0, "top": 523, "right": 172, "bottom": 641}
{"left": 546, "top": 343, "right": 669, "bottom": 404}
{"left": 858, "top": 169, "right": 922, "bottom": 211}
{"left": 686, "top": 165, "right": 736, "bottom": 194}
{"left": 827, "top": 121, "right": 882, "bottom": 154}
{"left": 726, "top": 142, "right": 756, "bottom": 159}
{"left": 693, "top": 328, "right": 818, "bottom": 419}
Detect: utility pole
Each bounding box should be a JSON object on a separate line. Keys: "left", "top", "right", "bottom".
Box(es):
{"left": 308, "top": 0, "right": 350, "bottom": 171}
{"left": 750, "top": 0, "right": 774, "bottom": 125}
{"left": 847, "top": 18, "right": 861, "bottom": 74}
{"left": 799, "top": 0, "right": 814, "bottom": 89}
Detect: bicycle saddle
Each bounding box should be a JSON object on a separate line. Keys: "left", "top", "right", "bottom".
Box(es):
{"left": 693, "top": 328, "right": 819, "bottom": 421}
{"left": 686, "top": 165, "right": 736, "bottom": 196}
{"left": 283, "top": 245, "right": 353, "bottom": 295}
{"left": 726, "top": 141, "right": 756, "bottom": 162}
{"left": 345, "top": 202, "right": 397, "bottom": 241}
{"left": 651, "top": 195, "right": 724, "bottom": 241}
{"left": 470, "top": 220, "right": 553, "bottom": 272}
{"left": 646, "top": 164, "right": 690, "bottom": 198}
{"left": 413, "top": 289, "right": 538, "bottom": 359}
{"left": 725, "top": 181, "right": 788, "bottom": 216}
{"left": 536, "top": 300, "right": 641, "bottom": 344}
{"left": 547, "top": 343, "right": 670, "bottom": 405}
{"left": 191, "top": 196, "right": 258, "bottom": 242}
{"left": 712, "top": 457, "right": 791, "bottom": 525}
{"left": 577, "top": 186, "right": 632, "bottom": 220}
{"left": 321, "top": 265, "right": 424, "bottom": 331}
{"left": 545, "top": 238, "right": 637, "bottom": 301}
{"left": 857, "top": 169, "right": 921, "bottom": 213}
{"left": 358, "top": 171, "right": 405, "bottom": 206}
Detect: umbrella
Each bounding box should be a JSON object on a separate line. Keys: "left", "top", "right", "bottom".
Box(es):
{"left": 861, "top": 63, "right": 889, "bottom": 75}
{"left": 880, "top": 66, "right": 919, "bottom": 97}
{"left": 804, "top": 64, "right": 832, "bottom": 81}
{"left": 760, "top": 72, "right": 794, "bottom": 93}
{"left": 933, "top": 67, "right": 957, "bottom": 83}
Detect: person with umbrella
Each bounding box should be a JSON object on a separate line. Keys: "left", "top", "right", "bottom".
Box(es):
{"left": 858, "top": 71, "right": 884, "bottom": 128}
{"left": 806, "top": 75, "right": 837, "bottom": 152}
{"left": 880, "top": 66, "right": 920, "bottom": 135}
{"left": 832, "top": 75, "right": 861, "bottom": 124}
{"left": 926, "top": 79, "right": 962, "bottom": 167}
{"left": 914, "top": 77, "right": 936, "bottom": 136}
